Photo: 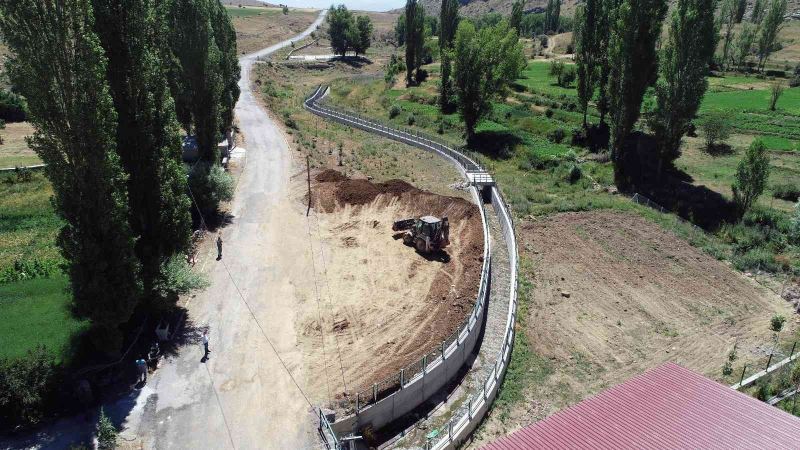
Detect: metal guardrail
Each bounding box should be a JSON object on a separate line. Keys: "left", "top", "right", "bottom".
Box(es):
{"left": 305, "top": 86, "right": 492, "bottom": 416}
{"left": 305, "top": 86, "right": 520, "bottom": 449}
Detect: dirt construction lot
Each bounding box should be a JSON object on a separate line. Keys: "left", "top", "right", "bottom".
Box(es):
{"left": 296, "top": 170, "right": 483, "bottom": 409}
{"left": 474, "top": 210, "right": 799, "bottom": 444}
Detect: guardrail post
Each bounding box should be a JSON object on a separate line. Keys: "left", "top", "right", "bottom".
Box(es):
{"left": 356, "top": 392, "right": 360, "bottom": 413}
{"left": 423, "top": 355, "right": 427, "bottom": 373}
{"left": 766, "top": 353, "right": 774, "bottom": 372}
{"left": 494, "top": 361, "right": 498, "bottom": 380}
{"left": 468, "top": 399, "right": 472, "bottom": 419}
{"left": 441, "top": 340, "right": 446, "bottom": 360}
{"left": 739, "top": 364, "right": 747, "bottom": 387}
{"left": 373, "top": 383, "right": 377, "bottom": 403}
{"left": 449, "top": 421, "right": 453, "bottom": 440}
{"left": 400, "top": 369, "right": 405, "bottom": 388}
{"left": 791, "top": 341, "right": 797, "bottom": 359}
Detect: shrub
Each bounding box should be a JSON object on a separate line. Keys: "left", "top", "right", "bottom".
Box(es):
{"left": 548, "top": 128, "right": 566, "bottom": 144}
{"left": 154, "top": 256, "right": 210, "bottom": 307}
{"left": 559, "top": 66, "right": 576, "bottom": 88}
{"left": 697, "top": 110, "right": 733, "bottom": 151}
{"left": 732, "top": 140, "right": 770, "bottom": 218}
{"left": 407, "top": 114, "right": 415, "bottom": 126}
{"left": 722, "top": 360, "right": 733, "bottom": 376}
{"left": 97, "top": 407, "right": 118, "bottom": 449}
{"left": 732, "top": 247, "right": 778, "bottom": 272}
{"left": 437, "top": 121, "right": 444, "bottom": 134}
{"left": 0, "top": 89, "right": 27, "bottom": 122}
{"left": 0, "top": 258, "right": 60, "bottom": 284}
{"left": 544, "top": 108, "right": 554, "bottom": 118}
{"left": 755, "top": 380, "right": 772, "bottom": 401}
{"left": 790, "top": 203, "right": 800, "bottom": 244}
{"left": 566, "top": 164, "right": 582, "bottom": 184}
{"left": 388, "top": 104, "right": 401, "bottom": 119}
{"left": 520, "top": 148, "right": 557, "bottom": 171}
{"left": 771, "top": 314, "right": 786, "bottom": 332}
{"left": 188, "top": 163, "right": 234, "bottom": 215}
{"left": 772, "top": 183, "right": 800, "bottom": 202}
{"left": 0, "top": 346, "right": 57, "bottom": 426}
{"left": 282, "top": 111, "right": 297, "bottom": 129}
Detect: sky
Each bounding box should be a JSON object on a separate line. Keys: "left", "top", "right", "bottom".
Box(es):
{"left": 268, "top": 0, "right": 405, "bottom": 12}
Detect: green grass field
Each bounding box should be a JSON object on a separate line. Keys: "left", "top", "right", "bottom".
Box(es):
{"left": 516, "top": 61, "right": 579, "bottom": 98}
{"left": 702, "top": 87, "right": 800, "bottom": 115}
{"left": 0, "top": 171, "right": 81, "bottom": 363}
{"left": 0, "top": 171, "right": 62, "bottom": 274}
{"left": 0, "top": 275, "right": 85, "bottom": 361}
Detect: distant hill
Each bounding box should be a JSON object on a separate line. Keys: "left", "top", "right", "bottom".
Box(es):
{"left": 407, "top": 0, "right": 800, "bottom": 20}
{"left": 405, "top": 0, "right": 581, "bottom": 18}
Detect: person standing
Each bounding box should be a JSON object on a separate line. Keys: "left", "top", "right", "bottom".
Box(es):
{"left": 136, "top": 357, "right": 147, "bottom": 383}
{"left": 216, "top": 234, "right": 223, "bottom": 260}
{"left": 202, "top": 331, "right": 211, "bottom": 360}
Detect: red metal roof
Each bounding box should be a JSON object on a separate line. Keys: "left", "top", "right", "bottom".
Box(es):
{"left": 483, "top": 363, "right": 800, "bottom": 450}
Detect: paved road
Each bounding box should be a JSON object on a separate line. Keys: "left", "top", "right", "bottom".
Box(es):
{"left": 1, "top": 10, "right": 328, "bottom": 450}
{"left": 121, "top": 10, "right": 329, "bottom": 449}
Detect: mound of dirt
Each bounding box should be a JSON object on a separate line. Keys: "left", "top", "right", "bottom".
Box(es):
{"left": 316, "top": 169, "right": 349, "bottom": 183}
{"left": 300, "top": 170, "right": 484, "bottom": 403}
{"left": 315, "top": 172, "right": 418, "bottom": 211}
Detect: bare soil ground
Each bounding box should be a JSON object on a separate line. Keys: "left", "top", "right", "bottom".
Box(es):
{"left": 0, "top": 122, "right": 39, "bottom": 168}
{"left": 295, "top": 170, "right": 483, "bottom": 409}
{"left": 470, "top": 210, "right": 799, "bottom": 446}
{"left": 227, "top": 6, "right": 319, "bottom": 55}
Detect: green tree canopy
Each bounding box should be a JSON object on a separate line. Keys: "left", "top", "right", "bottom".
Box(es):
{"left": 327, "top": 4, "right": 355, "bottom": 56}
{"left": 510, "top": 0, "right": 526, "bottom": 32}
{"left": 648, "top": 0, "right": 718, "bottom": 177}
{"left": 575, "top": 0, "right": 602, "bottom": 126}
{"left": 607, "top": 0, "right": 668, "bottom": 188}
{"left": 732, "top": 139, "right": 770, "bottom": 217}
{"left": 439, "top": 0, "right": 459, "bottom": 111}
{"left": 0, "top": 0, "right": 142, "bottom": 354}
{"left": 91, "top": 0, "right": 193, "bottom": 306}
{"left": 756, "top": 0, "right": 787, "bottom": 71}
{"left": 453, "top": 20, "right": 526, "bottom": 140}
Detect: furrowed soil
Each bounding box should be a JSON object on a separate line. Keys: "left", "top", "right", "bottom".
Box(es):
{"left": 296, "top": 170, "right": 483, "bottom": 410}
{"left": 470, "top": 210, "right": 799, "bottom": 446}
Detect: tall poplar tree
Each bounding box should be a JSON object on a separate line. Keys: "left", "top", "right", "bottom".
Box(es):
{"left": 91, "top": 0, "right": 193, "bottom": 305}
{"left": 165, "top": 0, "right": 227, "bottom": 215}
{"left": 607, "top": 0, "right": 667, "bottom": 188}
{"left": 649, "top": 0, "right": 718, "bottom": 178}
{"left": 405, "top": 0, "right": 418, "bottom": 84}
{"left": 719, "top": 0, "right": 737, "bottom": 70}
{"left": 210, "top": 0, "right": 241, "bottom": 135}
{"left": 510, "top": 0, "right": 526, "bottom": 32}
{"left": 595, "top": 0, "right": 622, "bottom": 125}
{"left": 756, "top": 0, "right": 787, "bottom": 71}
{"left": 0, "top": 0, "right": 141, "bottom": 353}
{"left": 439, "top": 0, "right": 459, "bottom": 111}
{"left": 575, "top": 0, "right": 602, "bottom": 127}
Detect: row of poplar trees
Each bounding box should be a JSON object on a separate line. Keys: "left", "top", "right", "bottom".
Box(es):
{"left": 0, "top": 0, "right": 240, "bottom": 354}
{"left": 573, "top": 0, "right": 717, "bottom": 189}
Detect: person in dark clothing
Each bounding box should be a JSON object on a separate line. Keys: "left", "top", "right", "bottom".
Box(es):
{"left": 216, "top": 234, "right": 223, "bottom": 260}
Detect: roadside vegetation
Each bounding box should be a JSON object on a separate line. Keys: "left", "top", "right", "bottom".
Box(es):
{"left": 256, "top": 0, "right": 800, "bottom": 442}
{"left": 0, "top": 0, "right": 239, "bottom": 429}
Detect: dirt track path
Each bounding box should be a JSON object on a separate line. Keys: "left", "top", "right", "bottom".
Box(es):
{"left": 1, "top": 11, "right": 329, "bottom": 450}
{"left": 117, "top": 11, "right": 330, "bottom": 450}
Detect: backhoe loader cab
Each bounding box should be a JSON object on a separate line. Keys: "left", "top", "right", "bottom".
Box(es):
{"left": 392, "top": 215, "right": 450, "bottom": 253}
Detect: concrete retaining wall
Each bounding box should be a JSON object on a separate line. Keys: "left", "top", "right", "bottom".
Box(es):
{"left": 304, "top": 86, "right": 497, "bottom": 438}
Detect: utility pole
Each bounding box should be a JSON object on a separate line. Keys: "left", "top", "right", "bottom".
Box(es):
{"left": 306, "top": 155, "right": 312, "bottom": 216}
